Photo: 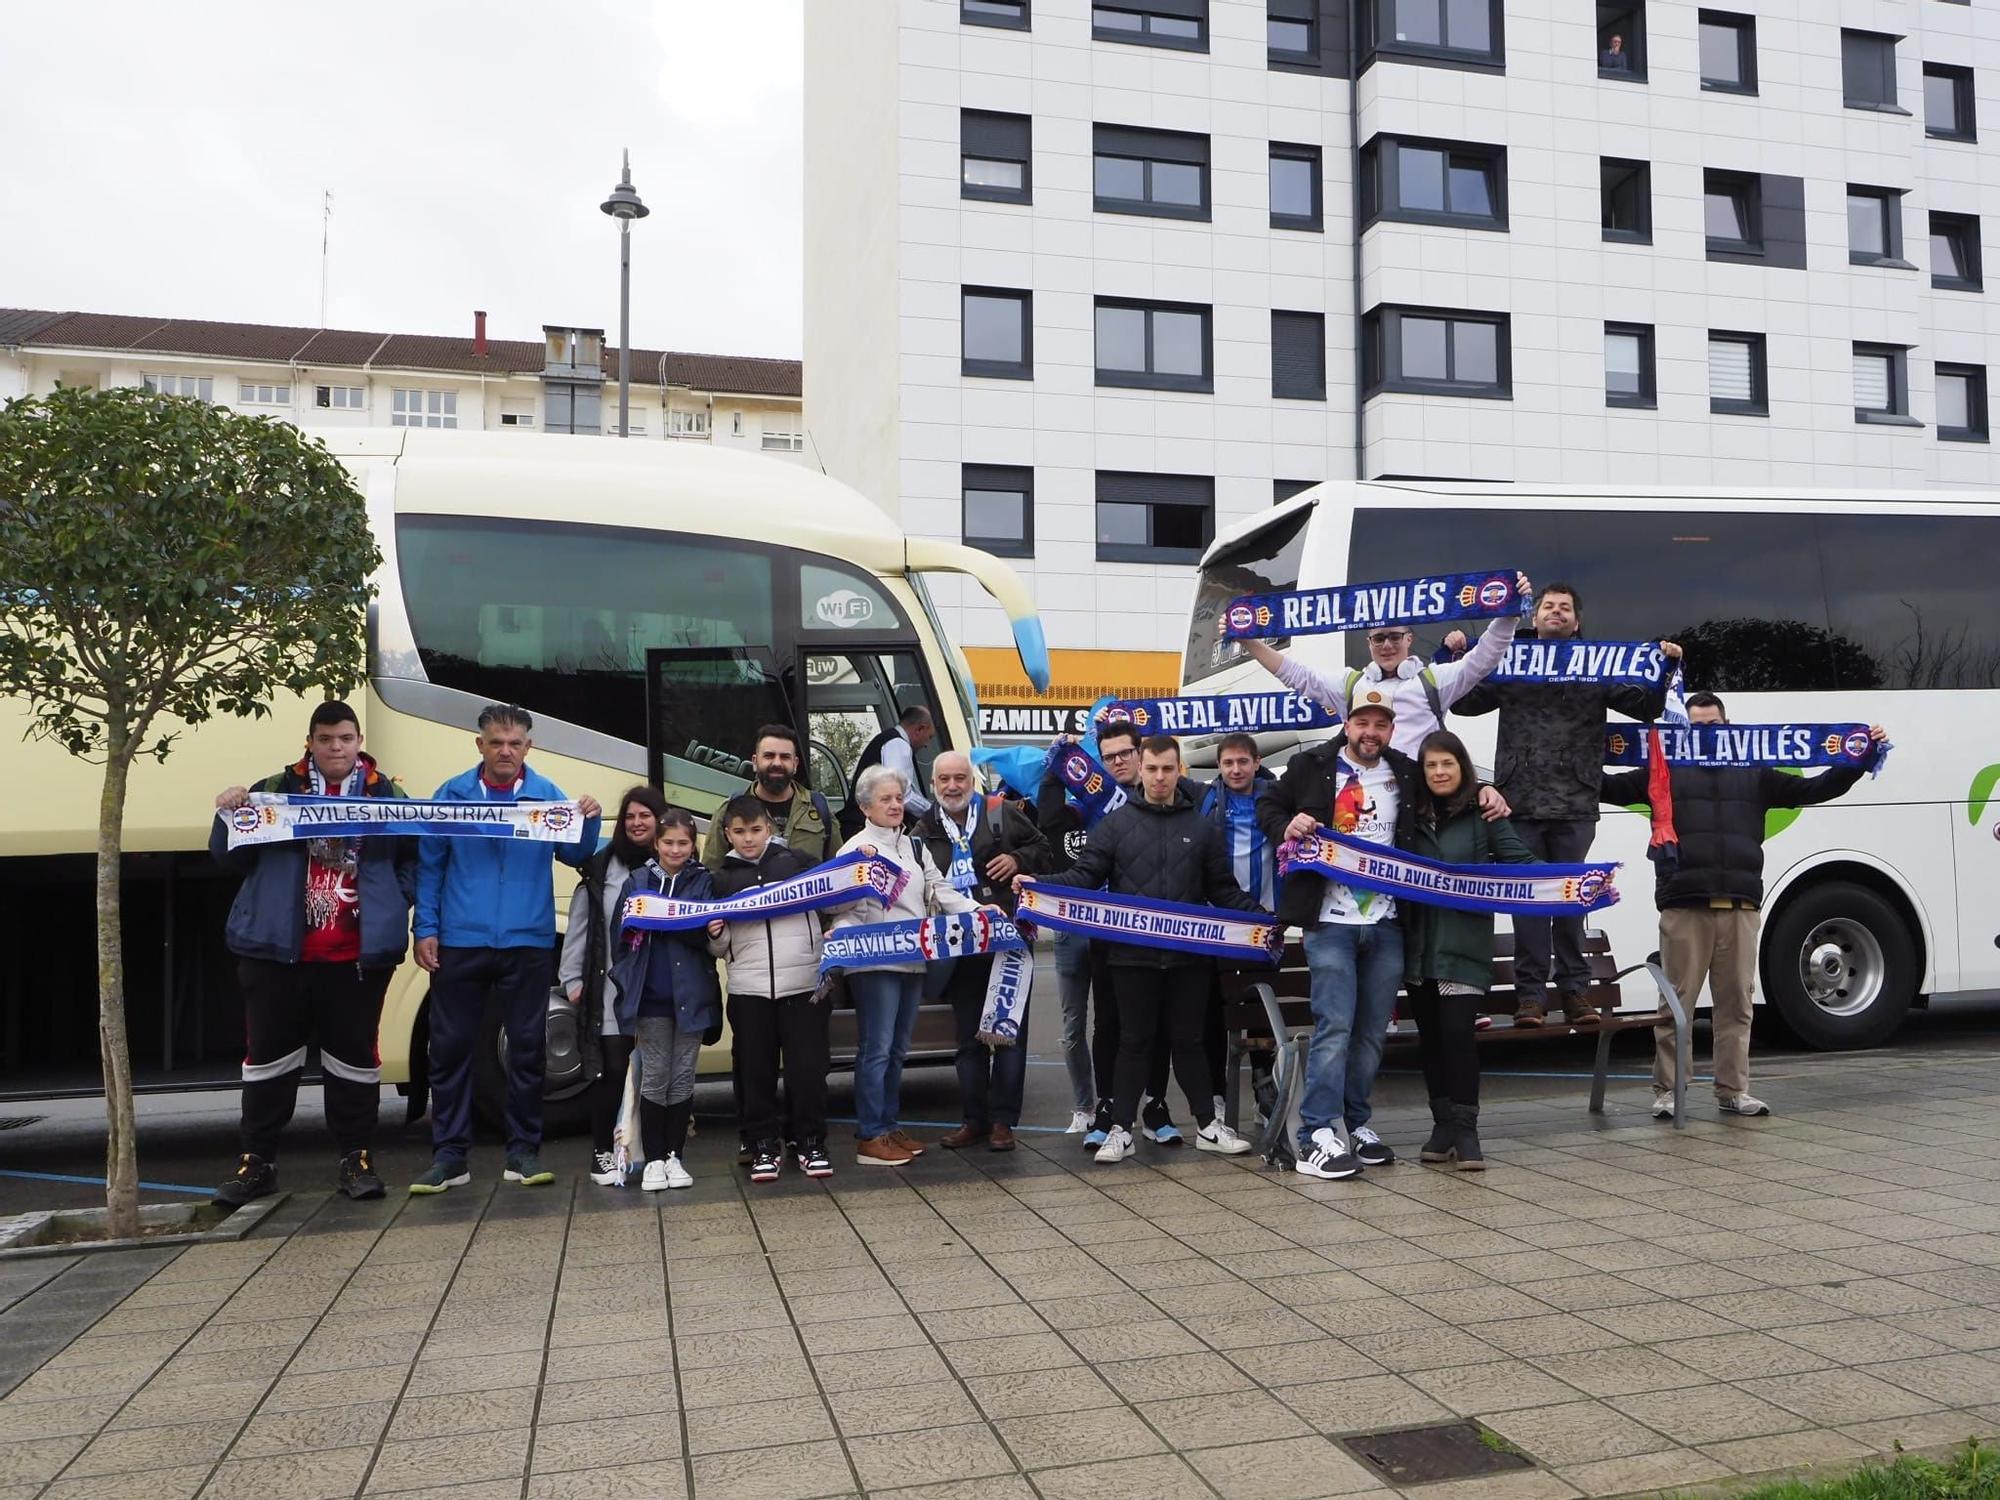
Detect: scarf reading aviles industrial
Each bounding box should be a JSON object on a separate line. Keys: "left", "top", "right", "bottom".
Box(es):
{"left": 621, "top": 851, "right": 910, "bottom": 932}
{"left": 1280, "top": 826, "right": 1622, "bottom": 918}
{"left": 222, "top": 793, "right": 584, "bottom": 848}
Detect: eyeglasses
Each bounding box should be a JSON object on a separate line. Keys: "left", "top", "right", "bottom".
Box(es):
{"left": 1366, "top": 631, "right": 1412, "bottom": 645}
{"left": 1102, "top": 747, "right": 1139, "bottom": 762}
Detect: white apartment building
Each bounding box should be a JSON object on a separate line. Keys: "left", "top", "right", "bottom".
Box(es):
{"left": 0, "top": 308, "right": 804, "bottom": 457}
{"left": 804, "top": 0, "right": 2000, "bottom": 714}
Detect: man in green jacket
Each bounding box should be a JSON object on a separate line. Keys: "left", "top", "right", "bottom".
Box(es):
{"left": 702, "top": 723, "right": 835, "bottom": 870}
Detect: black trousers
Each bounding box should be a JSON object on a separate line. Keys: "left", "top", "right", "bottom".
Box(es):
{"left": 1089, "top": 944, "right": 1171, "bottom": 1119}
{"left": 1410, "top": 981, "right": 1481, "bottom": 1107}
{"left": 589, "top": 1033, "right": 635, "bottom": 1155}
{"left": 1509, "top": 818, "right": 1596, "bottom": 997}
{"left": 429, "top": 944, "right": 552, "bottom": 1161}
{"left": 237, "top": 957, "right": 392, "bottom": 1159}
{"left": 729, "top": 992, "right": 829, "bottom": 1145}
{"left": 1109, "top": 963, "right": 1215, "bottom": 1132}
{"left": 945, "top": 955, "right": 1027, "bottom": 1130}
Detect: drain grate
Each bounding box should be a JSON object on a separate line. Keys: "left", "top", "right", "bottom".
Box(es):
{"left": 1342, "top": 1422, "right": 1534, "bottom": 1486}
{"left": 0, "top": 1116, "right": 46, "bottom": 1131}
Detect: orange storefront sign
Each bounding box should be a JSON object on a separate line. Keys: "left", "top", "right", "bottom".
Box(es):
{"left": 964, "top": 647, "right": 1183, "bottom": 738}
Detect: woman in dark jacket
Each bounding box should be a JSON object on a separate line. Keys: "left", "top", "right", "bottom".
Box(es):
{"left": 1403, "top": 730, "right": 1533, "bottom": 1171}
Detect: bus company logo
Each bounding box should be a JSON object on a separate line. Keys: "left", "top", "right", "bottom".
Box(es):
{"left": 1226, "top": 603, "right": 1255, "bottom": 634}
{"left": 1478, "top": 576, "right": 1511, "bottom": 609}
{"left": 1841, "top": 730, "right": 1872, "bottom": 760}
{"left": 1605, "top": 731, "right": 1631, "bottom": 758}
{"left": 229, "top": 805, "right": 265, "bottom": 834}
{"left": 814, "top": 590, "right": 875, "bottom": 629}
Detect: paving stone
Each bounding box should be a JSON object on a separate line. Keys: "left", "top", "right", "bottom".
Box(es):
{"left": 366, "top": 1428, "right": 531, "bottom": 1493}
{"left": 1184, "top": 1435, "right": 1384, "bottom": 1500}
{"left": 996, "top": 1406, "right": 1165, "bottom": 1468}
{"left": 686, "top": 1395, "right": 835, "bottom": 1455}
{"left": 232, "top": 1400, "right": 394, "bottom": 1458}
{"left": 847, "top": 1422, "right": 1017, "bottom": 1490}
{"left": 1029, "top": 1452, "right": 1216, "bottom": 1500}
{"left": 202, "top": 1444, "right": 375, "bottom": 1500}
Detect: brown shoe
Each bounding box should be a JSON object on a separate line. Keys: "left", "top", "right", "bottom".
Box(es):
{"left": 856, "top": 1136, "right": 914, "bottom": 1167}
{"left": 939, "top": 1123, "right": 988, "bottom": 1150}
{"left": 1563, "top": 995, "right": 1602, "bottom": 1027}
{"left": 887, "top": 1129, "right": 926, "bottom": 1157}
{"left": 988, "top": 1124, "right": 1016, "bottom": 1152}
{"left": 1512, "top": 997, "right": 1546, "bottom": 1028}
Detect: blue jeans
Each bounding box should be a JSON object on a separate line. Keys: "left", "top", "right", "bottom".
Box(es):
{"left": 850, "top": 969, "right": 923, "bottom": 1140}
{"left": 1298, "top": 920, "right": 1403, "bottom": 1149}
{"left": 1053, "top": 930, "right": 1095, "bottom": 1113}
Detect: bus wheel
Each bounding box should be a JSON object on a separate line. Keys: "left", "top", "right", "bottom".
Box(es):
{"left": 1761, "top": 882, "right": 1915, "bottom": 1050}
{"left": 473, "top": 1012, "right": 593, "bottom": 1139}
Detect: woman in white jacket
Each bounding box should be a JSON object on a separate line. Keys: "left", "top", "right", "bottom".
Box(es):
{"left": 832, "top": 763, "right": 990, "bottom": 1167}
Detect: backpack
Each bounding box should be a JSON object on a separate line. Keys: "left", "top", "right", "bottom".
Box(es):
{"left": 1344, "top": 664, "right": 1443, "bottom": 727}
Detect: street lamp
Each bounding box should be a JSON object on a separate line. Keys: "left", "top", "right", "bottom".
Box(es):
{"left": 599, "top": 148, "right": 650, "bottom": 438}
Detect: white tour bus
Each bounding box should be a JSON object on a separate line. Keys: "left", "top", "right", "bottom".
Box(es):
{"left": 1182, "top": 481, "right": 2000, "bottom": 1049}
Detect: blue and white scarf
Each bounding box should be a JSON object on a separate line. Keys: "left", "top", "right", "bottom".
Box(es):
{"left": 1484, "top": 639, "right": 1671, "bottom": 687}
{"left": 1223, "top": 569, "right": 1526, "bottom": 640}
{"left": 1279, "top": 827, "right": 1621, "bottom": 917}
{"left": 224, "top": 794, "right": 584, "bottom": 849}
{"left": 819, "top": 913, "right": 1036, "bottom": 1047}
{"left": 1044, "top": 741, "right": 1127, "bottom": 828}
{"left": 1605, "top": 722, "right": 1888, "bottom": 774}
{"left": 622, "top": 851, "right": 909, "bottom": 932}
{"left": 938, "top": 800, "right": 981, "bottom": 892}
{"left": 1102, "top": 693, "right": 1340, "bottom": 736}
{"left": 1014, "top": 884, "right": 1279, "bottom": 964}
{"left": 1201, "top": 782, "right": 1273, "bottom": 908}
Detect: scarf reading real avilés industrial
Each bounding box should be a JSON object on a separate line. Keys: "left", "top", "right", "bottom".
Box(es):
{"left": 223, "top": 793, "right": 585, "bottom": 848}
{"left": 620, "top": 851, "right": 910, "bottom": 932}
{"left": 1279, "top": 826, "right": 1622, "bottom": 918}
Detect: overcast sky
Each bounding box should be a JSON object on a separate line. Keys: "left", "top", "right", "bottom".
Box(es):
{"left": 0, "top": 2, "right": 805, "bottom": 358}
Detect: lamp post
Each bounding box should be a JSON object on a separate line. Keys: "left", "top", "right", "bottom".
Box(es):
{"left": 599, "top": 149, "right": 650, "bottom": 438}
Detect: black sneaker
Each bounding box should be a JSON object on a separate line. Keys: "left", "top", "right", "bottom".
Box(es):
{"left": 1294, "top": 1128, "right": 1362, "bottom": 1181}
{"left": 213, "top": 1153, "right": 276, "bottom": 1208}
{"left": 750, "top": 1141, "right": 783, "bottom": 1183}
{"left": 337, "top": 1149, "right": 384, "bottom": 1200}
{"left": 1350, "top": 1126, "right": 1395, "bottom": 1168}
{"left": 797, "top": 1137, "right": 833, "bottom": 1179}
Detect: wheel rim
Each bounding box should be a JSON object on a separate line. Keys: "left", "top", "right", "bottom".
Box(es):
{"left": 1797, "top": 917, "right": 1885, "bottom": 1018}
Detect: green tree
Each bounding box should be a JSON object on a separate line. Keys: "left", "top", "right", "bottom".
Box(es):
{"left": 0, "top": 387, "right": 379, "bottom": 1237}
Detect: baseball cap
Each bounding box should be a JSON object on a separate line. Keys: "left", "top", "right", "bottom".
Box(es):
{"left": 1347, "top": 680, "right": 1397, "bottom": 719}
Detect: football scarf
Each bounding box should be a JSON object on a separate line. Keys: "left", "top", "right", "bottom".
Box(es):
{"left": 1044, "top": 740, "right": 1127, "bottom": 827}
{"left": 223, "top": 794, "right": 585, "bottom": 848}
{"left": 621, "top": 851, "right": 910, "bottom": 932}
{"left": 818, "top": 911, "right": 1027, "bottom": 973}
{"left": 1102, "top": 692, "right": 1340, "bottom": 736}
{"left": 939, "top": 801, "right": 981, "bottom": 892}
{"left": 1484, "top": 639, "right": 1671, "bottom": 687}
{"left": 1013, "top": 884, "right": 1280, "bottom": 964}
{"left": 1604, "top": 723, "right": 1888, "bottom": 773}
{"left": 1223, "top": 568, "right": 1526, "bottom": 640}
{"left": 1279, "top": 826, "right": 1621, "bottom": 918}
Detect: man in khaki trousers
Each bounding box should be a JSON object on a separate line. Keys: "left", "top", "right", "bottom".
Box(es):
{"left": 1601, "top": 693, "right": 1886, "bottom": 1121}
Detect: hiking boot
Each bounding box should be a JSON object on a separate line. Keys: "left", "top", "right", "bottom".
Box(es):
{"left": 502, "top": 1153, "right": 554, "bottom": 1186}
{"left": 988, "top": 1124, "right": 1016, "bottom": 1152}
{"left": 797, "top": 1137, "right": 834, "bottom": 1178}
{"left": 887, "top": 1130, "right": 926, "bottom": 1157}
{"left": 856, "top": 1135, "right": 914, "bottom": 1167}
{"left": 1512, "top": 997, "right": 1546, "bottom": 1028}
{"left": 1419, "top": 1098, "right": 1454, "bottom": 1163}
{"left": 214, "top": 1154, "right": 276, "bottom": 1208}
{"left": 337, "top": 1150, "right": 384, "bottom": 1201}
{"left": 408, "top": 1157, "right": 471, "bottom": 1195}
{"left": 1562, "top": 993, "right": 1602, "bottom": 1027}
{"left": 1350, "top": 1125, "right": 1395, "bottom": 1167}
{"left": 939, "top": 1123, "right": 988, "bottom": 1150}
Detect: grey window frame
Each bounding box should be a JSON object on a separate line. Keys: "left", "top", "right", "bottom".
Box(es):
{"left": 1698, "top": 10, "right": 1757, "bottom": 94}
{"left": 1841, "top": 30, "right": 1905, "bottom": 113}
{"left": 1362, "top": 304, "right": 1512, "bottom": 399}
{"left": 1268, "top": 0, "right": 1315, "bottom": 65}
{"left": 1361, "top": 134, "right": 1507, "bottom": 230}
{"left": 1596, "top": 2, "right": 1646, "bottom": 82}
{"left": 1925, "top": 63, "right": 1977, "bottom": 141}
{"left": 1271, "top": 310, "right": 1328, "bottom": 401}
{"left": 1854, "top": 342, "right": 1917, "bottom": 425}
{"left": 1931, "top": 211, "right": 1984, "bottom": 291}
{"left": 961, "top": 286, "right": 1034, "bottom": 380}
{"left": 1362, "top": 0, "right": 1505, "bottom": 73}
{"left": 1708, "top": 330, "right": 1768, "bottom": 417}
{"left": 1847, "top": 185, "right": 1910, "bottom": 268}
{"left": 1092, "top": 0, "right": 1208, "bottom": 52}
{"left": 1093, "top": 124, "right": 1211, "bottom": 222}
{"left": 1094, "top": 297, "right": 1214, "bottom": 393}
{"left": 1704, "top": 168, "right": 1761, "bottom": 256}
{"left": 1095, "top": 471, "right": 1215, "bottom": 564}
{"left": 1600, "top": 157, "right": 1651, "bottom": 243}
{"left": 1604, "top": 322, "right": 1656, "bottom": 410}
{"left": 1269, "top": 141, "right": 1324, "bottom": 231}
{"left": 961, "top": 464, "right": 1035, "bottom": 557}
{"left": 1935, "top": 363, "right": 1988, "bottom": 442}
{"left": 961, "top": 0, "right": 1030, "bottom": 29}
{"left": 962, "top": 110, "right": 1032, "bottom": 205}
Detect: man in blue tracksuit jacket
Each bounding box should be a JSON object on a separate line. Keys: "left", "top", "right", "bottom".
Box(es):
{"left": 409, "top": 704, "right": 600, "bottom": 1192}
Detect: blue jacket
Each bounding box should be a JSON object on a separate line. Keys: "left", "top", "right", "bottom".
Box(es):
{"left": 413, "top": 766, "right": 600, "bottom": 949}
{"left": 608, "top": 862, "right": 722, "bottom": 1035}
{"left": 209, "top": 754, "right": 418, "bottom": 969}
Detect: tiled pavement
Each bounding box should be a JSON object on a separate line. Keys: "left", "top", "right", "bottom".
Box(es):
{"left": 6, "top": 1051, "right": 2000, "bottom": 1499}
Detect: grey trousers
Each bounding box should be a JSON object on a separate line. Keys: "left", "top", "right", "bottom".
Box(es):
{"left": 635, "top": 1014, "right": 703, "bottom": 1107}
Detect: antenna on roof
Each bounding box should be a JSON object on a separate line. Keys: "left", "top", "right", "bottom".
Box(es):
{"left": 319, "top": 190, "right": 334, "bottom": 328}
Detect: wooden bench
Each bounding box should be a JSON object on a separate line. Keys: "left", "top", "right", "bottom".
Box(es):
{"left": 1219, "top": 930, "right": 1692, "bottom": 1161}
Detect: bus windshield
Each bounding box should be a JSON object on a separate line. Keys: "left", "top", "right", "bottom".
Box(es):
{"left": 1184, "top": 501, "right": 1312, "bottom": 685}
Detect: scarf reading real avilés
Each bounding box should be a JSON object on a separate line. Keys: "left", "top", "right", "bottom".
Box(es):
{"left": 223, "top": 793, "right": 584, "bottom": 849}
{"left": 1103, "top": 693, "right": 1340, "bottom": 736}
{"left": 621, "top": 851, "right": 909, "bottom": 932}
{"left": 1279, "top": 826, "right": 1621, "bottom": 917}
{"left": 1223, "top": 569, "right": 1526, "bottom": 641}
{"left": 1485, "top": 639, "right": 1670, "bottom": 687}
{"left": 1014, "top": 884, "right": 1279, "bottom": 964}
{"left": 1604, "top": 723, "right": 1887, "bottom": 772}
{"left": 819, "top": 912, "right": 1034, "bottom": 1046}
{"left": 1043, "top": 741, "right": 1127, "bottom": 827}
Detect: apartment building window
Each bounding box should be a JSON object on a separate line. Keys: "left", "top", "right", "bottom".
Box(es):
{"left": 962, "top": 0, "right": 1029, "bottom": 29}
{"left": 962, "top": 287, "right": 1033, "bottom": 379}
{"left": 1094, "top": 125, "right": 1209, "bottom": 220}
{"left": 1361, "top": 136, "right": 1506, "bottom": 230}
{"left": 499, "top": 399, "right": 536, "bottom": 429}
{"left": 1847, "top": 186, "right": 1908, "bottom": 267}
{"left": 1704, "top": 170, "right": 1760, "bottom": 253}
{"left": 1925, "top": 63, "right": 1976, "bottom": 140}
{"left": 1600, "top": 158, "right": 1651, "bottom": 243}
{"left": 1932, "top": 212, "right": 1983, "bottom": 291}
{"left": 1095, "top": 298, "right": 1212, "bottom": 392}
{"left": 761, "top": 415, "right": 803, "bottom": 452}
{"left": 1362, "top": 0, "right": 1504, "bottom": 69}
{"left": 238, "top": 380, "right": 291, "bottom": 406}
{"left": 142, "top": 373, "right": 214, "bottom": 402}
{"left": 963, "top": 464, "right": 1034, "bottom": 556}
{"left": 1362, "top": 306, "right": 1510, "bottom": 398}
{"left": 1604, "top": 323, "right": 1656, "bottom": 409}
{"left": 1275, "top": 478, "right": 1318, "bottom": 502}
{"left": 1096, "top": 471, "right": 1213, "bottom": 564}
{"left": 1854, "top": 344, "right": 1914, "bottom": 423}
{"left": 666, "top": 408, "right": 711, "bottom": 438}
{"left": 962, "top": 110, "right": 1032, "bottom": 204}
{"left": 1708, "top": 331, "right": 1767, "bottom": 416}
{"left": 1092, "top": 0, "right": 1207, "bottom": 51}
{"left": 1936, "top": 363, "right": 1988, "bottom": 441}
{"left": 1271, "top": 311, "right": 1327, "bottom": 400}
{"left": 392, "top": 389, "right": 457, "bottom": 428}
{"left": 1841, "top": 31, "right": 1903, "bottom": 112}
{"left": 1270, "top": 143, "right": 1323, "bottom": 231}
{"left": 1698, "top": 11, "right": 1756, "bottom": 93}
{"left": 1268, "top": 0, "right": 1315, "bottom": 61}
{"left": 1597, "top": 3, "right": 1645, "bottom": 80}
{"left": 315, "top": 385, "right": 364, "bottom": 410}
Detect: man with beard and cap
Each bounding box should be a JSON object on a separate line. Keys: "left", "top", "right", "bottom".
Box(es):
{"left": 702, "top": 723, "right": 835, "bottom": 870}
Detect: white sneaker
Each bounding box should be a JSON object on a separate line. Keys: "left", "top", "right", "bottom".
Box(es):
{"left": 1651, "top": 1095, "right": 1675, "bottom": 1120}
{"left": 1065, "top": 1109, "right": 1094, "bottom": 1135}
{"left": 1094, "top": 1126, "right": 1134, "bottom": 1164}
{"left": 589, "top": 1150, "right": 624, "bottom": 1187}
{"left": 1718, "top": 1093, "right": 1771, "bottom": 1117}
{"left": 640, "top": 1159, "right": 671, "bottom": 1192}
{"left": 662, "top": 1153, "right": 694, "bottom": 1188}
{"left": 1196, "top": 1120, "right": 1251, "bottom": 1155}
{"left": 1212, "top": 1094, "right": 1228, "bottom": 1126}
{"left": 1295, "top": 1126, "right": 1361, "bottom": 1180}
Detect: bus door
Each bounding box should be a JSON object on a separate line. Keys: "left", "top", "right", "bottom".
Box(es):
{"left": 801, "top": 648, "right": 941, "bottom": 823}
{"left": 644, "top": 646, "right": 800, "bottom": 818}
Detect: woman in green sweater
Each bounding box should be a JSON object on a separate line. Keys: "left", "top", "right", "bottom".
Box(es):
{"left": 1403, "top": 730, "right": 1534, "bottom": 1170}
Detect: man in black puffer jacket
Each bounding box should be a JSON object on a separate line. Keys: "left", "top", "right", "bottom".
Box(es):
{"left": 1022, "top": 735, "right": 1266, "bottom": 1164}
{"left": 1601, "top": 693, "right": 1885, "bottom": 1122}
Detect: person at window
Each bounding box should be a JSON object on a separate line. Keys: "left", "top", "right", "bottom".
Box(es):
{"left": 839, "top": 705, "right": 937, "bottom": 837}
{"left": 920, "top": 752, "right": 1053, "bottom": 1153}
{"left": 1600, "top": 33, "right": 1630, "bottom": 72}
{"left": 410, "top": 704, "right": 602, "bottom": 1194}
{"left": 559, "top": 785, "right": 667, "bottom": 1188}
{"left": 1402, "top": 731, "right": 1534, "bottom": 1171}
{"left": 1450, "top": 584, "right": 1680, "bottom": 1028}
{"left": 210, "top": 701, "right": 418, "bottom": 1207}
{"left": 1020, "top": 734, "right": 1261, "bottom": 1165}
{"left": 1602, "top": 695, "right": 1886, "bottom": 1121}
{"left": 701, "top": 723, "right": 834, "bottom": 870}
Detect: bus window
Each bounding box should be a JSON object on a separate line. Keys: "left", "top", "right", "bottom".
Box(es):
{"left": 799, "top": 562, "right": 908, "bottom": 633}
{"left": 1185, "top": 503, "right": 1314, "bottom": 685}
{"left": 1819, "top": 514, "right": 2000, "bottom": 690}
{"left": 646, "top": 647, "right": 796, "bottom": 813}
{"left": 1342, "top": 506, "right": 1564, "bottom": 669}
{"left": 805, "top": 650, "right": 938, "bottom": 812}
